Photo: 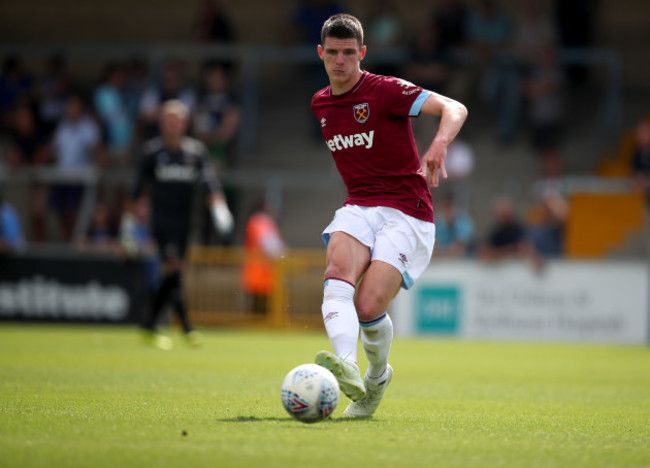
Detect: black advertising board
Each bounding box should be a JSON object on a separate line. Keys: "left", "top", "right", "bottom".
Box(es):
{"left": 0, "top": 252, "right": 148, "bottom": 324}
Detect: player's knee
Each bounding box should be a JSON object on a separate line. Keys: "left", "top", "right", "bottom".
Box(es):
{"left": 354, "top": 294, "right": 385, "bottom": 322}
{"left": 324, "top": 265, "right": 354, "bottom": 284}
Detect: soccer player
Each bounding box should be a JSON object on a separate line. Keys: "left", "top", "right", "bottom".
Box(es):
{"left": 120, "top": 99, "right": 233, "bottom": 350}
{"left": 311, "top": 14, "right": 468, "bottom": 417}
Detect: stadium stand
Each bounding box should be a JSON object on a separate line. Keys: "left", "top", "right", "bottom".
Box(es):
{"left": 0, "top": 0, "right": 648, "bottom": 328}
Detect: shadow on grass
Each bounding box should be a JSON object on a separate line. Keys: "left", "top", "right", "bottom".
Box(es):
{"left": 216, "top": 415, "right": 376, "bottom": 424}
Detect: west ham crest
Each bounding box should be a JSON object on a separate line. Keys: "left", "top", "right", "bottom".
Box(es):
{"left": 353, "top": 103, "right": 369, "bottom": 123}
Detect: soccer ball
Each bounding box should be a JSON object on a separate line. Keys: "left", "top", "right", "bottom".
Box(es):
{"left": 281, "top": 363, "right": 340, "bottom": 423}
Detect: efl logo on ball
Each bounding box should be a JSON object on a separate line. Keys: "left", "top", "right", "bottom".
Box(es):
{"left": 281, "top": 363, "right": 340, "bottom": 423}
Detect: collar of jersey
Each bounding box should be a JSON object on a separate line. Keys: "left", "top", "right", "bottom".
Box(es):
{"left": 328, "top": 70, "right": 368, "bottom": 98}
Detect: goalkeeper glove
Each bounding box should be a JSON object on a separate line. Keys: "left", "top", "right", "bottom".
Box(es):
{"left": 211, "top": 198, "right": 234, "bottom": 236}
{"left": 119, "top": 213, "right": 139, "bottom": 257}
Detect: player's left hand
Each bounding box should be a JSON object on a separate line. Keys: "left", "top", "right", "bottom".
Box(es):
{"left": 211, "top": 196, "right": 234, "bottom": 236}
{"left": 421, "top": 140, "right": 448, "bottom": 188}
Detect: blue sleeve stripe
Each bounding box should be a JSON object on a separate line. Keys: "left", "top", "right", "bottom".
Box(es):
{"left": 409, "top": 90, "right": 432, "bottom": 117}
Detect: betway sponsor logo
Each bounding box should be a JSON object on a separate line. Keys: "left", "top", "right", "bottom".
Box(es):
{"left": 326, "top": 131, "right": 374, "bottom": 152}
{"left": 156, "top": 164, "right": 197, "bottom": 183}
{"left": 0, "top": 276, "right": 130, "bottom": 321}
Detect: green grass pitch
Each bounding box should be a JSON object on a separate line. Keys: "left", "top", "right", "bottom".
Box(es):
{"left": 1, "top": 324, "right": 649, "bottom": 468}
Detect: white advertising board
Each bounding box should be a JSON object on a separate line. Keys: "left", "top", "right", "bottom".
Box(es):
{"left": 391, "top": 260, "right": 649, "bottom": 344}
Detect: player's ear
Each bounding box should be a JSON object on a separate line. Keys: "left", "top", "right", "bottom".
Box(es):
{"left": 360, "top": 45, "right": 367, "bottom": 60}
{"left": 318, "top": 45, "right": 324, "bottom": 60}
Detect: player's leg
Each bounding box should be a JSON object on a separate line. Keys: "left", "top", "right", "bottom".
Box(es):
{"left": 170, "top": 271, "right": 201, "bottom": 346}
{"left": 168, "top": 233, "right": 202, "bottom": 347}
{"left": 140, "top": 260, "right": 176, "bottom": 349}
{"left": 323, "top": 231, "right": 370, "bottom": 361}
{"left": 345, "top": 207, "right": 435, "bottom": 417}
{"left": 169, "top": 265, "right": 190, "bottom": 332}
{"left": 315, "top": 231, "right": 371, "bottom": 401}
{"left": 356, "top": 260, "right": 401, "bottom": 379}
{"left": 343, "top": 261, "right": 400, "bottom": 417}
{"left": 140, "top": 230, "right": 176, "bottom": 349}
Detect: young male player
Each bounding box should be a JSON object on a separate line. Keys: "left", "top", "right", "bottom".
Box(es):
{"left": 121, "top": 100, "right": 233, "bottom": 350}
{"left": 312, "top": 14, "right": 468, "bottom": 417}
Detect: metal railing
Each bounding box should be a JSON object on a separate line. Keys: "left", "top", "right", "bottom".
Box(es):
{"left": 185, "top": 245, "right": 326, "bottom": 329}
{"left": 0, "top": 165, "right": 344, "bottom": 242}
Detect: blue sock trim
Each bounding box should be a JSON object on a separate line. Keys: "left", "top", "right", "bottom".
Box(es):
{"left": 359, "top": 312, "right": 387, "bottom": 328}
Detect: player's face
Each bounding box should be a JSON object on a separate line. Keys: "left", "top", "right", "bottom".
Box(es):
{"left": 318, "top": 37, "right": 366, "bottom": 92}
{"left": 160, "top": 112, "right": 188, "bottom": 138}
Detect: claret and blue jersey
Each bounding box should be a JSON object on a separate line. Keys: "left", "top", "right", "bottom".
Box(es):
{"left": 311, "top": 71, "right": 435, "bottom": 223}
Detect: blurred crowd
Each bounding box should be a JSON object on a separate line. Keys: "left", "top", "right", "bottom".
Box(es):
{"left": 1, "top": 0, "right": 648, "bottom": 263}
{"left": 0, "top": 53, "right": 242, "bottom": 247}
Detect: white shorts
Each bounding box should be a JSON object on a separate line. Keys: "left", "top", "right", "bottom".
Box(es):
{"left": 322, "top": 205, "right": 435, "bottom": 290}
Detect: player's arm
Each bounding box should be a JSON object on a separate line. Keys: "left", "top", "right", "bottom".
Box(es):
{"left": 200, "top": 159, "right": 234, "bottom": 236}
{"left": 419, "top": 92, "right": 468, "bottom": 188}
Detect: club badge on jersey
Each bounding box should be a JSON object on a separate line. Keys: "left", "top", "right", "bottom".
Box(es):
{"left": 353, "top": 103, "right": 369, "bottom": 123}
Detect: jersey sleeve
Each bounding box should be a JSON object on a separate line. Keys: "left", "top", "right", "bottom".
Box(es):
{"left": 197, "top": 145, "right": 224, "bottom": 195}
{"left": 378, "top": 76, "right": 430, "bottom": 118}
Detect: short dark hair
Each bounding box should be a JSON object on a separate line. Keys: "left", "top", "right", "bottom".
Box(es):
{"left": 321, "top": 14, "right": 364, "bottom": 48}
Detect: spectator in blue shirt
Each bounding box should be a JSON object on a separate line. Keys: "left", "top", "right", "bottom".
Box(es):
{"left": 0, "top": 192, "right": 25, "bottom": 253}
{"left": 433, "top": 193, "right": 475, "bottom": 258}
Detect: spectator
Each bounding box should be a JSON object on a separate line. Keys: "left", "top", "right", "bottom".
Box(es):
{"left": 36, "top": 54, "right": 72, "bottom": 136}
{"left": 194, "top": 62, "right": 241, "bottom": 244}
{"left": 116, "top": 196, "right": 161, "bottom": 298}
{"left": 466, "top": 0, "right": 512, "bottom": 61}
{"left": 131, "top": 196, "right": 161, "bottom": 290}
{"left": 365, "top": 0, "right": 402, "bottom": 75}
{"left": 292, "top": 0, "right": 344, "bottom": 45}
{"left": 6, "top": 104, "right": 49, "bottom": 167}
{"left": 467, "top": 0, "right": 518, "bottom": 143}
{"left": 139, "top": 60, "right": 197, "bottom": 140}
{"left": 77, "top": 202, "right": 119, "bottom": 253}
{"left": 291, "top": 0, "right": 345, "bottom": 138}
{"left": 433, "top": 192, "right": 475, "bottom": 258}
{"left": 443, "top": 137, "right": 475, "bottom": 209}
{"left": 123, "top": 57, "right": 148, "bottom": 119}
{"left": 191, "top": 0, "right": 236, "bottom": 43}
{"left": 404, "top": 20, "right": 452, "bottom": 153}
{"left": 514, "top": 0, "right": 557, "bottom": 68}
{"left": 365, "top": 0, "right": 401, "bottom": 48}
{"left": 0, "top": 191, "right": 25, "bottom": 253}
{"left": 194, "top": 62, "right": 241, "bottom": 170}
{"left": 630, "top": 119, "right": 650, "bottom": 202}
{"left": 524, "top": 46, "right": 565, "bottom": 179}
{"left": 50, "top": 94, "right": 102, "bottom": 242}
{"left": 479, "top": 195, "right": 538, "bottom": 265}
{"left": 554, "top": 0, "right": 597, "bottom": 85}
{"left": 432, "top": 0, "right": 470, "bottom": 53}
{"left": 94, "top": 63, "right": 135, "bottom": 165}
{"left": 404, "top": 20, "right": 451, "bottom": 95}
{"left": 0, "top": 56, "right": 33, "bottom": 130}
{"left": 6, "top": 104, "right": 50, "bottom": 242}
{"left": 241, "top": 201, "right": 286, "bottom": 315}
{"left": 528, "top": 189, "right": 568, "bottom": 258}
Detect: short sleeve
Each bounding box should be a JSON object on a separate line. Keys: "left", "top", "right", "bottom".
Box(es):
{"left": 378, "top": 76, "right": 426, "bottom": 118}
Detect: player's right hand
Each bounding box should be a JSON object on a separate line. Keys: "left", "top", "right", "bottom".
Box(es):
{"left": 421, "top": 142, "right": 448, "bottom": 188}
{"left": 119, "top": 213, "right": 139, "bottom": 257}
